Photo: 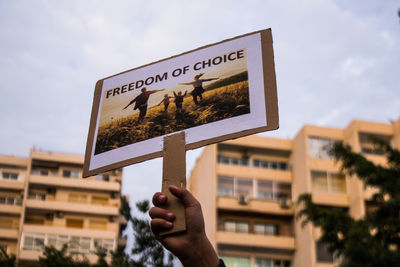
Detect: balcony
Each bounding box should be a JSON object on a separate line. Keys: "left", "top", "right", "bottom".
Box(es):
{"left": 29, "top": 175, "right": 120, "bottom": 192}
{"left": 312, "top": 192, "right": 349, "bottom": 207}
{"left": 0, "top": 179, "right": 24, "bottom": 190}
{"left": 217, "top": 196, "right": 294, "bottom": 216}
{"left": 217, "top": 164, "right": 292, "bottom": 182}
{"left": 0, "top": 203, "right": 23, "bottom": 214}
{"left": 22, "top": 224, "right": 116, "bottom": 239}
{"left": 25, "top": 199, "right": 119, "bottom": 216}
{"left": 216, "top": 231, "right": 295, "bottom": 251}
{"left": 0, "top": 227, "right": 18, "bottom": 239}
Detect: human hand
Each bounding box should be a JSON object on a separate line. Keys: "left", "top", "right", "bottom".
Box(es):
{"left": 149, "top": 186, "right": 220, "bottom": 267}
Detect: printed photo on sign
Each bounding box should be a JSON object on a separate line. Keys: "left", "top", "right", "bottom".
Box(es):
{"left": 95, "top": 49, "right": 249, "bottom": 155}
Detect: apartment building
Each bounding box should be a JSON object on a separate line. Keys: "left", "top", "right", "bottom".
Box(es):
{"left": 188, "top": 118, "right": 400, "bottom": 267}
{"left": 0, "top": 149, "right": 125, "bottom": 264}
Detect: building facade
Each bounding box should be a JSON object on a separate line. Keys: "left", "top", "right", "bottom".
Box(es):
{"left": 0, "top": 149, "right": 125, "bottom": 264}
{"left": 188, "top": 118, "right": 400, "bottom": 267}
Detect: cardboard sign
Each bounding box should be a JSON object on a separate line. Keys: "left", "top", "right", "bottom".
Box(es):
{"left": 83, "top": 28, "right": 278, "bottom": 177}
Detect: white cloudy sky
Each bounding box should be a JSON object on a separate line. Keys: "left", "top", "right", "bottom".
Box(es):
{"left": 1, "top": 0, "right": 399, "bottom": 209}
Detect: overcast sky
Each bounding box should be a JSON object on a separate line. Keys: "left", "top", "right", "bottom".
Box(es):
{"left": 1, "top": 0, "right": 399, "bottom": 214}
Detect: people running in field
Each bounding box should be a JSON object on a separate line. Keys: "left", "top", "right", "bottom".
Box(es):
{"left": 179, "top": 73, "right": 218, "bottom": 105}
{"left": 173, "top": 90, "right": 187, "bottom": 110}
{"left": 158, "top": 94, "right": 173, "bottom": 112}
{"left": 123, "top": 87, "right": 165, "bottom": 122}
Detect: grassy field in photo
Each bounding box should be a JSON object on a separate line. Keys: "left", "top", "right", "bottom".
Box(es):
{"left": 95, "top": 72, "right": 250, "bottom": 154}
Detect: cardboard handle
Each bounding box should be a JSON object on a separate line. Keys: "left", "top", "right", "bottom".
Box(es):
{"left": 160, "top": 132, "right": 186, "bottom": 236}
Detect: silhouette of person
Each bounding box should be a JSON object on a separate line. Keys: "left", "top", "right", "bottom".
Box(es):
{"left": 179, "top": 73, "right": 218, "bottom": 105}
{"left": 123, "top": 87, "right": 165, "bottom": 121}
{"left": 158, "top": 94, "right": 173, "bottom": 112}
{"left": 173, "top": 90, "right": 187, "bottom": 110}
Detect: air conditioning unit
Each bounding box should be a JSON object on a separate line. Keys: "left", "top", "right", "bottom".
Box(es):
{"left": 238, "top": 195, "right": 249, "bottom": 205}
{"left": 279, "top": 198, "right": 292, "bottom": 209}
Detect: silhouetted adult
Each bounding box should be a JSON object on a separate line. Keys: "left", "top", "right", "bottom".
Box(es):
{"left": 179, "top": 73, "right": 218, "bottom": 105}
{"left": 173, "top": 90, "right": 187, "bottom": 110}
{"left": 123, "top": 87, "right": 165, "bottom": 121}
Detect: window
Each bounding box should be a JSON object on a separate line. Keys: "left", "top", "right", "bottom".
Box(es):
{"left": 253, "top": 159, "right": 289, "bottom": 170}
{"left": 256, "top": 258, "right": 291, "bottom": 267}
{"left": 274, "top": 183, "right": 292, "bottom": 200}
{"left": 359, "top": 133, "right": 392, "bottom": 155}
{"left": 236, "top": 178, "right": 253, "bottom": 197}
{"left": 221, "top": 256, "right": 250, "bottom": 267}
{"left": 94, "top": 238, "right": 114, "bottom": 250}
{"left": 47, "top": 235, "right": 68, "bottom": 249}
{"left": 66, "top": 219, "right": 84, "bottom": 228}
{"left": 63, "top": 170, "right": 80, "bottom": 178}
{"left": 218, "top": 177, "right": 292, "bottom": 201}
{"left": 2, "top": 172, "right": 18, "bottom": 180}
{"left": 31, "top": 169, "right": 55, "bottom": 176}
{"left": 311, "top": 171, "right": 346, "bottom": 193}
{"left": 223, "top": 221, "right": 249, "bottom": 233}
{"left": 23, "top": 234, "right": 45, "bottom": 251}
{"left": 254, "top": 223, "right": 278, "bottom": 236}
{"left": 257, "top": 180, "right": 273, "bottom": 199}
{"left": 308, "top": 137, "right": 338, "bottom": 159}
{"left": 316, "top": 241, "right": 334, "bottom": 263}
{"left": 22, "top": 233, "right": 115, "bottom": 254}
{"left": 218, "top": 176, "right": 234, "bottom": 196}
{"left": 28, "top": 192, "right": 46, "bottom": 200}
{"left": 217, "top": 155, "right": 249, "bottom": 166}
{"left": 70, "top": 236, "right": 90, "bottom": 253}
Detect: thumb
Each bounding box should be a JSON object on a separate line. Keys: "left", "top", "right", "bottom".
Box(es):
{"left": 168, "top": 186, "right": 198, "bottom": 207}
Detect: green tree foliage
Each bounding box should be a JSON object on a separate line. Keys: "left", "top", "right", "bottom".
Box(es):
{"left": 120, "top": 196, "right": 174, "bottom": 267}
{"left": 297, "top": 139, "right": 400, "bottom": 267}
{"left": 38, "top": 244, "right": 90, "bottom": 267}
{"left": 0, "top": 246, "right": 16, "bottom": 267}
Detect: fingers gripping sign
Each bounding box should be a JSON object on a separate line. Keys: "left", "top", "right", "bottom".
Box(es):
{"left": 149, "top": 186, "right": 221, "bottom": 267}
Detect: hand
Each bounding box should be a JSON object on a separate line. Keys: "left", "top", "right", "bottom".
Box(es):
{"left": 149, "top": 186, "right": 220, "bottom": 267}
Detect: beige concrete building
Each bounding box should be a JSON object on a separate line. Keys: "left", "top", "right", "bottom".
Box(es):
{"left": 0, "top": 149, "right": 125, "bottom": 264}
{"left": 188, "top": 118, "right": 400, "bottom": 267}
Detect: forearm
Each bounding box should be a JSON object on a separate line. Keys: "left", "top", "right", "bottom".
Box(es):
{"left": 179, "top": 236, "right": 219, "bottom": 267}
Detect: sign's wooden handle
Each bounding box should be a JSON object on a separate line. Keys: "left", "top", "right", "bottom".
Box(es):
{"left": 160, "top": 132, "right": 186, "bottom": 236}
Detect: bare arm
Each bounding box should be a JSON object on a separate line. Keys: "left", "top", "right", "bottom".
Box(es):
{"left": 201, "top": 78, "right": 218, "bottom": 82}
{"left": 122, "top": 97, "right": 137, "bottom": 110}
{"left": 178, "top": 82, "right": 195, "bottom": 85}
{"left": 149, "top": 88, "right": 166, "bottom": 95}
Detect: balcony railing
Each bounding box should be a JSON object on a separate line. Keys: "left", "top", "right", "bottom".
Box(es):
{"left": 216, "top": 231, "right": 295, "bottom": 250}
{"left": 29, "top": 174, "right": 120, "bottom": 192}
{"left": 25, "top": 198, "right": 119, "bottom": 216}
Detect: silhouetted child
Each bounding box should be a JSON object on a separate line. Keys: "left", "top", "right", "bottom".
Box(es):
{"left": 173, "top": 90, "right": 187, "bottom": 110}
{"left": 158, "top": 94, "right": 173, "bottom": 112}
